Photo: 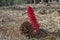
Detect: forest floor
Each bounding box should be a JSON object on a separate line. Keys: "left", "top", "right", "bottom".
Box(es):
{"left": 0, "top": 3, "right": 60, "bottom": 40}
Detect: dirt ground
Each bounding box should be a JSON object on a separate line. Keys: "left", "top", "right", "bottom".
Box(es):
{"left": 0, "top": 3, "right": 60, "bottom": 40}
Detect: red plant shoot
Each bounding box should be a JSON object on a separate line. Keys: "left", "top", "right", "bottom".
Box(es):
{"left": 27, "top": 6, "right": 40, "bottom": 34}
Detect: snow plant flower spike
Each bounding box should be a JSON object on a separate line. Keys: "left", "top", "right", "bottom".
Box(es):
{"left": 27, "top": 6, "right": 40, "bottom": 34}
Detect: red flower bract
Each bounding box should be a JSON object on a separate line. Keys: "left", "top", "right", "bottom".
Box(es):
{"left": 27, "top": 6, "right": 40, "bottom": 34}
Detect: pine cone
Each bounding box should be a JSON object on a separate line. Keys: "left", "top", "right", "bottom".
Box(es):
{"left": 20, "top": 21, "right": 35, "bottom": 38}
